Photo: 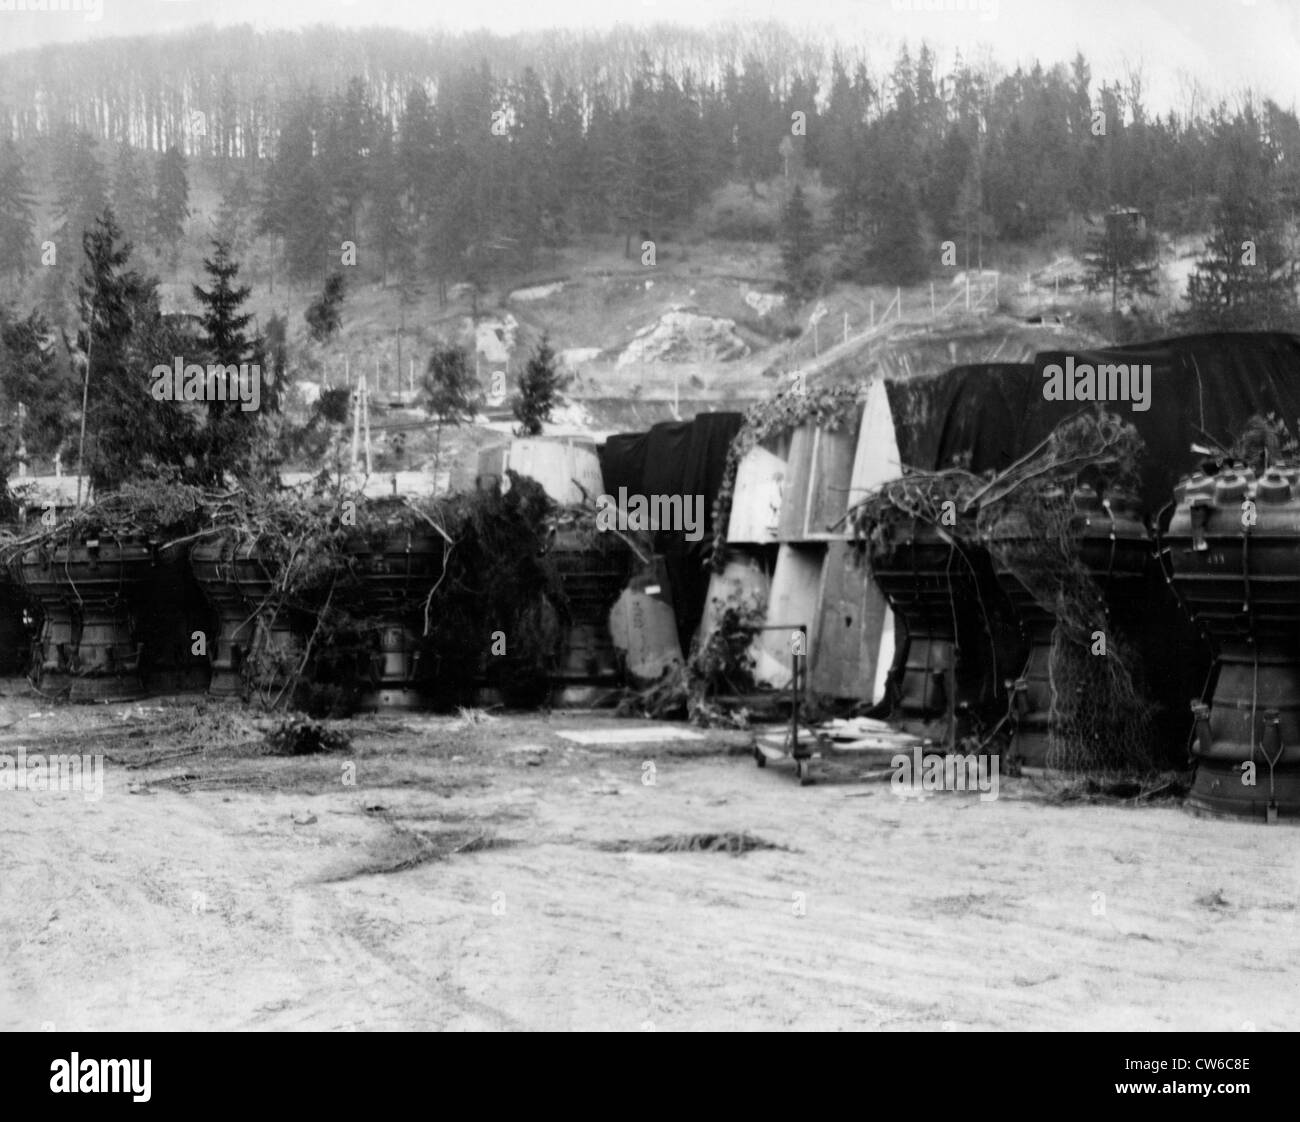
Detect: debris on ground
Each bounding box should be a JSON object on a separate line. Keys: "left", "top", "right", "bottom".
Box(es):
{"left": 594, "top": 831, "right": 785, "bottom": 856}
{"left": 263, "top": 718, "right": 351, "bottom": 756}
{"left": 555, "top": 725, "right": 705, "bottom": 746}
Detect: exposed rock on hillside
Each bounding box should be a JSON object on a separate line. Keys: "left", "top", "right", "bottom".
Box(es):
{"left": 616, "top": 310, "right": 749, "bottom": 369}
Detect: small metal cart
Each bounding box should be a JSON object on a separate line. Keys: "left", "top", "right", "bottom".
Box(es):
{"left": 747, "top": 623, "right": 820, "bottom": 785}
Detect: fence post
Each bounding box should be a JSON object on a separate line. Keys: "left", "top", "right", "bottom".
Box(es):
{"left": 896, "top": 287, "right": 901, "bottom": 322}
{"left": 965, "top": 274, "right": 971, "bottom": 311}
{"left": 931, "top": 282, "right": 935, "bottom": 319}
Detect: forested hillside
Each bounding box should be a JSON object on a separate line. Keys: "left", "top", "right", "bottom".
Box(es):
{"left": 0, "top": 21, "right": 1298, "bottom": 488}
{"left": 3, "top": 22, "right": 1299, "bottom": 293}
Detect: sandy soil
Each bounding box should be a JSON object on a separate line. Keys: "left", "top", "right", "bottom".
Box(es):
{"left": 2, "top": 700, "right": 1297, "bottom": 1032}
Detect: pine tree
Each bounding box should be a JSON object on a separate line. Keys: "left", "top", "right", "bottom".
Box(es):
{"left": 508, "top": 66, "right": 554, "bottom": 267}
{"left": 1082, "top": 208, "right": 1160, "bottom": 320}
{"left": 368, "top": 123, "right": 407, "bottom": 286}
{"left": 1181, "top": 167, "right": 1299, "bottom": 331}
{"left": 398, "top": 85, "right": 437, "bottom": 230}
{"left": 955, "top": 162, "right": 992, "bottom": 271}
{"left": 286, "top": 162, "right": 334, "bottom": 283}
{"left": 421, "top": 342, "right": 479, "bottom": 479}
{"left": 77, "top": 208, "right": 196, "bottom": 491}
{"left": 0, "top": 139, "right": 36, "bottom": 284}
{"left": 868, "top": 177, "right": 929, "bottom": 286}
{"left": 0, "top": 307, "right": 78, "bottom": 460}
{"left": 111, "top": 142, "right": 150, "bottom": 250}
{"left": 193, "top": 238, "right": 254, "bottom": 364}
{"left": 152, "top": 146, "right": 191, "bottom": 254}
{"left": 322, "top": 77, "right": 374, "bottom": 242}
{"left": 191, "top": 238, "right": 260, "bottom": 479}
{"left": 214, "top": 171, "right": 254, "bottom": 254}
{"left": 258, "top": 312, "right": 288, "bottom": 415}
{"left": 261, "top": 100, "right": 334, "bottom": 283}
{"left": 779, "top": 185, "right": 818, "bottom": 300}
{"left": 52, "top": 130, "right": 107, "bottom": 267}
{"left": 305, "top": 272, "right": 346, "bottom": 341}
{"left": 513, "top": 334, "right": 562, "bottom": 436}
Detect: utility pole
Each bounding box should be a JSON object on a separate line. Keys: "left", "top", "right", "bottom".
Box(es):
{"left": 362, "top": 374, "right": 372, "bottom": 478}
{"left": 350, "top": 368, "right": 360, "bottom": 472}
{"left": 397, "top": 292, "right": 404, "bottom": 396}
{"left": 16, "top": 403, "right": 26, "bottom": 479}
{"left": 75, "top": 293, "right": 97, "bottom": 509}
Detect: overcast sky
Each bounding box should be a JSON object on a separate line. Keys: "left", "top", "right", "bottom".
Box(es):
{"left": 1, "top": 0, "right": 1296, "bottom": 114}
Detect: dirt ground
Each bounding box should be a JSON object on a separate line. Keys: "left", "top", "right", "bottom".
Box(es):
{"left": 2, "top": 699, "right": 1297, "bottom": 1032}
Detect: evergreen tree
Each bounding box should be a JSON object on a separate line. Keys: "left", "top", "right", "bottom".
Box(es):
{"left": 954, "top": 161, "right": 993, "bottom": 271}
{"left": 508, "top": 66, "right": 555, "bottom": 267}
{"left": 779, "top": 185, "right": 819, "bottom": 300}
{"left": 214, "top": 170, "right": 254, "bottom": 254}
{"left": 824, "top": 59, "right": 874, "bottom": 234}
{"left": 77, "top": 208, "right": 196, "bottom": 491}
{"left": 421, "top": 342, "right": 479, "bottom": 478}
{"left": 735, "top": 54, "right": 781, "bottom": 183}
{"left": 398, "top": 86, "right": 437, "bottom": 232}
{"left": 1082, "top": 208, "right": 1160, "bottom": 320}
{"left": 322, "top": 77, "right": 374, "bottom": 242}
{"left": 1181, "top": 160, "right": 1299, "bottom": 331}
{"left": 0, "top": 307, "right": 79, "bottom": 460}
{"left": 52, "top": 130, "right": 108, "bottom": 266}
{"left": 512, "top": 334, "right": 561, "bottom": 436}
{"left": 612, "top": 58, "right": 682, "bottom": 246}
{"left": 550, "top": 78, "right": 590, "bottom": 233}
{"left": 259, "top": 312, "right": 289, "bottom": 413}
{"left": 260, "top": 101, "right": 311, "bottom": 242}
{"left": 0, "top": 139, "right": 36, "bottom": 284}
{"left": 262, "top": 102, "right": 334, "bottom": 284}
{"left": 191, "top": 238, "right": 261, "bottom": 480}
{"left": 368, "top": 123, "right": 408, "bottom": 285}
{"left": 151, "top": 146, "right": 191, "bottom": 254}
{"left": 111, "top": 142, "right": 150, "bottom": 250}
{"left": 193, "top": 239, "right": 254, "bottom": 364}
{"left": 305, "top": 272, "right": 346, "bottom": 341}
{"left": 286, "top": 162, "right": 333, "bottom": 283}
{"left": 868, "top": 178, "right": 929, "bottom": 286}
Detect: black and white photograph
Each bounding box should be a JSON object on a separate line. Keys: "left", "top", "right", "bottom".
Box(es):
{"left": 0, "top": 0, "right": 1297, "bottom": 1069}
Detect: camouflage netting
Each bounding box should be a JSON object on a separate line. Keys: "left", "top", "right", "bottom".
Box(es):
{"left": 854, "top": 409, "right": 1160, "bottom": 775}
{"left": 1, "top": 471, "right": 572, "bottom": 714}
{"left": 982, "top": 413, "right": 1156, "bottom": 774}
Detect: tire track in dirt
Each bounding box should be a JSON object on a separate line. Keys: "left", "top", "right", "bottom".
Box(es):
{"left": 5, "top": 716, "right": 1300, "bottom": 1031}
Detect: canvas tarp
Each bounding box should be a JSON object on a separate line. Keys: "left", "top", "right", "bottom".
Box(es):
{"left": 599, "top": 412, "right": 745, "bottom": 649}
{"left": 886, "top": 331, "right": 1300, "bottom": 518}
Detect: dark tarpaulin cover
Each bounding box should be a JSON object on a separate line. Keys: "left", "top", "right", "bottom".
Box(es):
{"left": 885, "top": 363, "right": 1038, "bottom": 477}
{"left": 598, "top": 412, "right": 744, "bottom": 648}
{"left": 888, "top": 332, "right": 1300, "bottom": 518}
{"left": 1028, "top": 331, "right": 1300, "bottom": 519}
{"left": 597, "top": 430, "right": 647, "bottom": 500}
{"left": 881, "top": 331, "right": 1300, "bottom": 763}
